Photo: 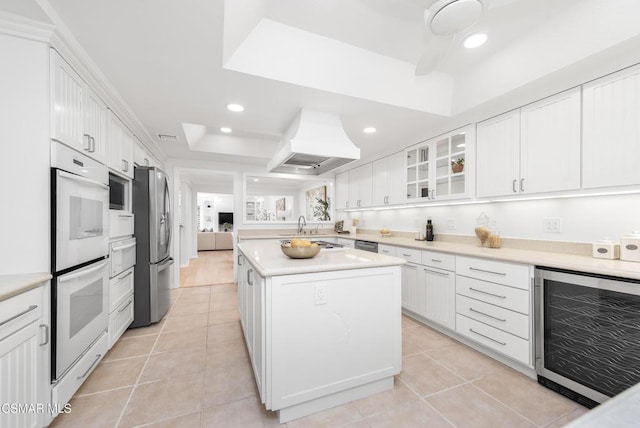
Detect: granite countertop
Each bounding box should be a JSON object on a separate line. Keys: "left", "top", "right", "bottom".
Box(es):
{"left": 237, "top": 241, "right": 406, "bottom": 277}
{"left": 0, "top": 272, "right": 51, "bottom": 302}
{"left": 237, "top": 230, "right": 640, "bottom": 280}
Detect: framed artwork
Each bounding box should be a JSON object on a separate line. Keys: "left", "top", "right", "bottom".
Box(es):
{"left": 305, "top": 185, "right": 330, "bottom": 221}
{"left": 275, "top": 198, "right": 286, "bottom": 211}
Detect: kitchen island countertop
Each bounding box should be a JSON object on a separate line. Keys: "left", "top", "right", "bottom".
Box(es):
{"left": 237, "top": 241, "right": 406, "bottom": 277}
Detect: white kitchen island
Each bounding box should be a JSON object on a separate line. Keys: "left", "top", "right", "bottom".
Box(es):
{"left": 236, "top": 241, "right": 405, "bottom": 423}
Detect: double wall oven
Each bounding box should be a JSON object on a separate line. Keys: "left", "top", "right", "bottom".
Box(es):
{"left": 535, "top": 267, "right": 640, "bottom": 408}
{"left": 51, "top": 142, "right": 110, "bottom": 404}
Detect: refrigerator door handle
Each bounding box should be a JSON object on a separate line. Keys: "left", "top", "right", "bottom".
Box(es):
{"left": 157, "top": 257, "right": 174, "bottom": 272}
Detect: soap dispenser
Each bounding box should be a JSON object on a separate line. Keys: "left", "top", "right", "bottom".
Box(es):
{"left": 426, "top": 218, "right": 434, "bottom": 242}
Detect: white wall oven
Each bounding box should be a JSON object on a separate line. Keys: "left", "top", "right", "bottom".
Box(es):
{"left": 535, "top": 267, "right": 640, "bottom": 408}
{"left": 51, "top": 142, "right": 109, "bottom": 395}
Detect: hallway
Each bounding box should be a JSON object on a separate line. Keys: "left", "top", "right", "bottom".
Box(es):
{"left": 180, "top": 250, "right": 234, "bottom": 288}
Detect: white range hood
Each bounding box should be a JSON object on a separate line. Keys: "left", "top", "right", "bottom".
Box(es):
{"left": 267, "top": 109, "right": 360, "bottom": 175}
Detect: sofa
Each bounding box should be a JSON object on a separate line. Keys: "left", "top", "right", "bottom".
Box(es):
{"left": 197, "top": 232, "right": 234, "bottom": 251}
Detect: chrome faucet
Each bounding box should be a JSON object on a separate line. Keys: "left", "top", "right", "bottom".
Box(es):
{"left": 297, "top": 215, "right": 307, "bottom": 234}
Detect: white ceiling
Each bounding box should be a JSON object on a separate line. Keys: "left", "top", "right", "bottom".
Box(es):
{"left": 20, "top": 0, "right": 640, "bottom": 187}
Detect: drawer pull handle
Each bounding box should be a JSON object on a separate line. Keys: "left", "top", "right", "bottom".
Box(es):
{"left": 118, "top": 300, "right": 133, "bottom": 313}
{"left": 469, "top": 267, "right": 507, "bottom": 276}
{"left": 404, "top": 264, "right": 418, "bottom": 269}
{"left": 39, "top": 324, "right": 49, "bottom": 347}
{"left": 0, "top": 305, "right": 38, "bottom": 327}
{"left": 247, "top": 269, "right": 254, "bottom": 286}
{"left": 469, "top": 328, "right": 506, "bottom": 346}
{"left": 431, "top": 259, "right": 442, "bottom": 263}
{"left": 117, "top": 271, "right": 133, "bottom": 281}
{"left": 468, "top": 287, "right": 506, "bottom": 299}
{"left": 402, "top": 254, "right": 412, "bottom": 257}
{"left": 117, "top": 214, "right": 133, "bottom": 218}
{"left": 469, "top": 307, "right": 506, "bottom": 322}
{"left": 424, "top": 268, "right": 449, "bottom": 277}
{"left": 77, "top": 354, "right": 102, "bottom": 380}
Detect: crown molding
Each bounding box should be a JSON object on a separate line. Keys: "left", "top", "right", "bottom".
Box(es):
{"left": 0, "top": 11, "right": 54, "bottom": 42}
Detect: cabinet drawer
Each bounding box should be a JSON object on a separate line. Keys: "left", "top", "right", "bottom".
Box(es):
{"left": 456, "top": 295, "right": 529, "bottom": 339}
{"left": 0, "top": 287, "right": 43, "bottom": 341}
{"left": 52, "top": 332, "right": 108, "bottom": 408}
{"left": 109, "top": 268, "right": 134, "bottom": 312}
{"left": 456, "top": 276, "right": 530, "bottom": 315}
{"left": 109, "top": 294, "right": 134, "bottom": 348}
{"left": 422, "top": 251, "right": 455, "bottom": 271}
{"left": 456, "top": 256, "right": 531, "bottom": 289}
{"left": 456, "top": 314, "right": 530, "bottom": 366}
{"left": 378, "top": 244, "right": 397, "bottom": 256}
{"left": 397, "top": 247, "right": 421, "bottom": 263}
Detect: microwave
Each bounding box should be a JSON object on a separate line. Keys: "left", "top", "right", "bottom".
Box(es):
{"left": 109, "top": 172, "right": 134, "bottom": 238}
{"left": 109, "top": 172, "right": 130, "bottom": 211}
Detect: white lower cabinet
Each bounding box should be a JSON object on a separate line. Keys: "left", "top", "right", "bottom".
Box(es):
{"left": 399, "top": 248, "right": 456, "bottom": 330}
{"left": 401, "top": 263, "right": 424, "bottom": 315}
{"left": 108, "top": 268, "right": 134, "bottom": 348}
{"left": 455, "top": 256, "right": 533, "bottom": 366}
{"left": 0, "top": 285, "right": 48, "bottom": 428}
{"left": 423, "top": 266, "right": 455, "bottom": 330}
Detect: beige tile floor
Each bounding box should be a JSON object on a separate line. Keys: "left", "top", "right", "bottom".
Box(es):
{"left": 50, "top": 284, "right": 589, "bottom": 427}
{"left": 179, "top": 251, "right": 235, "bottom": 287}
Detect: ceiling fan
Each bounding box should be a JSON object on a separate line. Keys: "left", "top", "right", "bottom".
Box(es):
{"left": 415, "top": 0, "right": 522, "bottom": 75}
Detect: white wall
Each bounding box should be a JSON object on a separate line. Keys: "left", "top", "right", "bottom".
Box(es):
{"left": 337, "top": 193, "right": 640, "bottom": 244}
{"left": 0, "top": 34, "right": 49, "bottom": 274}
{"left": 197, "top": 193, "right": 234, "bottom": 230}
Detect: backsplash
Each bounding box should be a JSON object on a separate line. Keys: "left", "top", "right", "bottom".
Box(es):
{"left": 338, "top": 192, "right": 640, "bottom": 245}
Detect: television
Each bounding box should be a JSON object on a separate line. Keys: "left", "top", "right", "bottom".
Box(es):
{"left": 218, "top": 212, "right": 233, "bottom": 225}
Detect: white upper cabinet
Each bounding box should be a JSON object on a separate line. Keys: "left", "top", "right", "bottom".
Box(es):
{"left": 520, "top": 88, "right": 581, "bottom": 194}
{"left": 50, "top": 50, "right": 84, "bottom": 151}
{"left": 583, "top": 65, "right": 640, "bottom": 189}
{"left": 476, "top": 110, "right": 520, "bottom": 198}
{"left": 477, "top": 88, "right": 581, "bottom": 198}
{"left": 372, "top": 151, "right": 405, "bottom": 205}
{"left": 134, "top": 137, "right": 154, "bottom": 168}
{"left": 349, "top": 163, "right": 373, "bottom": 208}
{"left": 406, "top": 126, "right": 471, "bottom": 202}
{"left": 84, "top": 87, "right": 108, "bottom": 164}
{"left": 335, "top": 171, "right": 350, "bottom": 209}
{"left": 51, "top": 50, "right": 108, "bottom": 164}
{"left": 107, "top": 111, "right": 134, "bottom": 179}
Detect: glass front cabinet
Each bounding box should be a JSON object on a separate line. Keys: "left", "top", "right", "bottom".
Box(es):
{"left": 406, "top": 125, "right": 473, "bottom": 202}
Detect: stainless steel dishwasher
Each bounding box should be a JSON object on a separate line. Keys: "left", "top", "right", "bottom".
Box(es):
{"left": 354, "top": 239, "right": 378, "bottom": 253}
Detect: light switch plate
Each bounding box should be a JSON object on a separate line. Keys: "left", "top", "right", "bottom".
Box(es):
{"left": 314, "top": 284, "right": 327, "bottom": 305}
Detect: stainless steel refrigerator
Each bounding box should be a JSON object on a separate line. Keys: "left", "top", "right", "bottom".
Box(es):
{"left": 131, "top": 166, "right": 173, "bottom": 327}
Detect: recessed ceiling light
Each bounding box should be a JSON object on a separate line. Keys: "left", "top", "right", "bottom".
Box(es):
{"left": 253, "top": 178, "right": 259, "bottom": 182}
{"left": 463, "top": 33, "right": 487, "bottom": 49}
{"left": 363, "top": 127, "right": 377, "bottom": 134}
{"left": 220, "top": 127, "right": 232, "bottom": 133}
{"left": 227, "top": 103, "right": 244, "bottom": 112}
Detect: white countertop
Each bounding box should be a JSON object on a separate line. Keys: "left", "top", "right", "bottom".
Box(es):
{"left": 566, "top": 382, "right": 640, "bottom": 427}
{"left": 0, "top": 272, "right": 51, "bottom": 302}
{"left": 237, "top": 241, "right": 406, "bottom": 277}
{"left": 239, "top": 231, "right": 640, "bottom": 280}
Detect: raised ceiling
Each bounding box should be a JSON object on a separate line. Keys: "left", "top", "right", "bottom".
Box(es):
{"left": 25, "top": 0, "right": 640, "bottom": 175}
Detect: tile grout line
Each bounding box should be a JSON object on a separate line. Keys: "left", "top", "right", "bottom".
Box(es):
{"left": 114, "top": 289, "right": 173, "bottom": 428}
{"left": 465, "top": 382, "right": 540, "bottom": 426}
{"left": 200, "top": 286, "right": 213, "bottom": 428}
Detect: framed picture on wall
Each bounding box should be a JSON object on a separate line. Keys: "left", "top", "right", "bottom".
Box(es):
{"left": 275, "top": 198, "right": 286, "bottom": 211}
{"left": 305, "top": 185, "right": 330, "bottom": 221}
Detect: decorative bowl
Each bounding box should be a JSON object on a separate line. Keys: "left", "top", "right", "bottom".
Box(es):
{"left": 280, "top": 244, "right": 321, "bottom": 259}
{"left": 379, "top": 231, "right": 392, "bottom": 237}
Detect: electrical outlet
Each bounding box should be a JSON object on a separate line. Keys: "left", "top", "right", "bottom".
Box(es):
{"left": 447, "top": 218, "right": 456, "bottom": 231}
{"left": 543, "top": 217, "right": 563, "bottom": 233}
{"left": 314, "top": 284, "right": 327, "bottom": 305}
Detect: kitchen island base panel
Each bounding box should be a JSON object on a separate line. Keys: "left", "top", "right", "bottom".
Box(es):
{"left": 276, "top": 377, "right": 393, "bottom": 423}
